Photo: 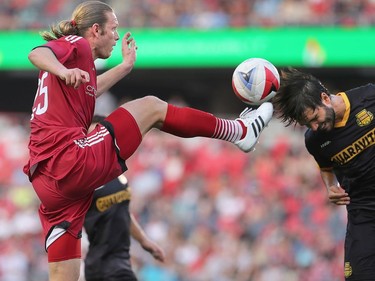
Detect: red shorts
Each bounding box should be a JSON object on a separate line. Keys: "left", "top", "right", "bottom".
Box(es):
{"left": 47, "top": 231, "right": 81, "bottom": 262}
{"left": 31, "top": 107, "right": 142, "bottom": 259}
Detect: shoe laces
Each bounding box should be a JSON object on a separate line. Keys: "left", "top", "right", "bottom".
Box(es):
{"left": 239, "top": 107, "right": 257, "bottom": 124}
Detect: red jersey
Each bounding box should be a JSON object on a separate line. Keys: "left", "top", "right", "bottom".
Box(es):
{"left": 22, "top": 36, "right": 136, "bottom": 242}
{"left": 24, "top": 35, "right": 97, "bottom": 179}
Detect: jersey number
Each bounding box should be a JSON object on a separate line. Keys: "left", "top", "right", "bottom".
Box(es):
{"left": 31, "top": 72, "right": 48, "bottom": 120}
{"left": 30, "top": 36, "right": 82, "bottom": 120}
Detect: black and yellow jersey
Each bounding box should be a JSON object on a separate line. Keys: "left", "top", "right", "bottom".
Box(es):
{"left": 305, "top": 83, "right": 375, "bottom": 211}
{"left": 84, "top": 174, "right": 137, "bottom": 280}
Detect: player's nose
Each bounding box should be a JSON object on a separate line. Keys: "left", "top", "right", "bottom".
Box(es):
{"left": 310, "top": 122, "right": 319, "bottom": 131}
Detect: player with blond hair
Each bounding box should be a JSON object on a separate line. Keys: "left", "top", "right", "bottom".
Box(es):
{"left": 24, "top": 1, "right": 273, "bottom": 280}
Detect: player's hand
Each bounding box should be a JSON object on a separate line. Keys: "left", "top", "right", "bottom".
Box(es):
{"left": 141, "top": 238, "right": 166, "bottom": 262}
{"left": 120, "top": 31, "right": 137, "bottom": 71}
{"left": 59, "top": 68, "right": 90, "bottom": 89}
{"left": 327, "top": 185, "right": 350, "bottom": 205}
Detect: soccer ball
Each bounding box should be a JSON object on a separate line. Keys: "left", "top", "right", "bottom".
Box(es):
{"left": 232, "top": 58, "right": 280, "bottom": 106}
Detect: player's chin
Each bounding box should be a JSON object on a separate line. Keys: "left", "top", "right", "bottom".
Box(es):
{"left": 319, "top": 128, "right": 333, "bottom": 133}
{"left": 318, "top": 123, "right": 334, "bottom": 132}
{"left": 99, "top": 53, "right": 111, "bottom": 60}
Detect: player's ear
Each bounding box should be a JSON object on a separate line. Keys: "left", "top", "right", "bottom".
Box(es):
{"left": 321, "top": 92, "right": 331, "bottom": 106}
{"left": 91, "top": 23, "right": 101, "bottom": 37}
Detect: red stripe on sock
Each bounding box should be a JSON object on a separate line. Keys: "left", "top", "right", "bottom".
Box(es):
{"left": 237, "top": 119, "right": 247, "bottom": 139}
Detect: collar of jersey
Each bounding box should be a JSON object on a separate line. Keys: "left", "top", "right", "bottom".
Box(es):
{"left": 334, "top": 92, "right": 350, "bottom": 128}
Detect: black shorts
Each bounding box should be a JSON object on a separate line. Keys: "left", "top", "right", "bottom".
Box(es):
{"left": 85, "top": 258, "right": 137, "bottom": 281}
{"left": 345, "top": 209, "right": 375, "bottom": 280}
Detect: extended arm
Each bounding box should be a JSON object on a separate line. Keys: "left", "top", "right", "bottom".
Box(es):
{"left": 130, "top": 213, "right": 165, "bottom": 262}
{"left": 96, "top": 32, "right": 137, "bottom": 97}
{"left": 320, "top": 168, "right": 350, "bottom": 205}
{"left": 28, "top": 47, "right": 90, "bottom": 88}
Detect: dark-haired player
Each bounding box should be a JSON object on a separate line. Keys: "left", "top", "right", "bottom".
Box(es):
{"left": 273, "top": 67, "right": 375, "bottom": 280}
{"left": 84, "top": 175, "right": 165, "bottom": 281}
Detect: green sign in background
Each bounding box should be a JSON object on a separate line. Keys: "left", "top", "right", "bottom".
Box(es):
{"left": 0, "top": 27, "right": 374, "bottom": 69}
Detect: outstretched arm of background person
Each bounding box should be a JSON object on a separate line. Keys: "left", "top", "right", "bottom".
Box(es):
{"left": 96, "top": 32, "right": 137, "bottom": 97}
{"left": 320, "top": 168, "right": 350, "bottom": 205}
{"left": 28, "top": 47, "right": 90, "bottom": 89}
{"left": 130, "top": 213, "right": 165, "bottom": 262}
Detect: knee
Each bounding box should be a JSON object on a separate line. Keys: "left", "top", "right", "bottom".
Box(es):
{"left": 142, "top": 95, "right": 168, "bottom": 121}
{"left": 141, "top": 95, "right": 165, "bottom": 107}
{"left": 119, "top": 95, "right": 168, "bottom": 126}
{"left": 136, "top": 95, "right": 167, "bottom": 115}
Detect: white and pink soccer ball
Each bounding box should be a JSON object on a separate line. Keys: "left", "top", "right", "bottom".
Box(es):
{"left": 232, "top": 58, "right": 280, "bottom": 106}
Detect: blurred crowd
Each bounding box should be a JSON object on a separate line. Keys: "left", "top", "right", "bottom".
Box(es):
{"left": 1, "top": 0, "right": 375, "bottom": 30}
{"left": 0, "top": 112, "right": 347, "bottom": 281}
{"left": 0, "top": 0, "right": 358, "bottom": 280}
